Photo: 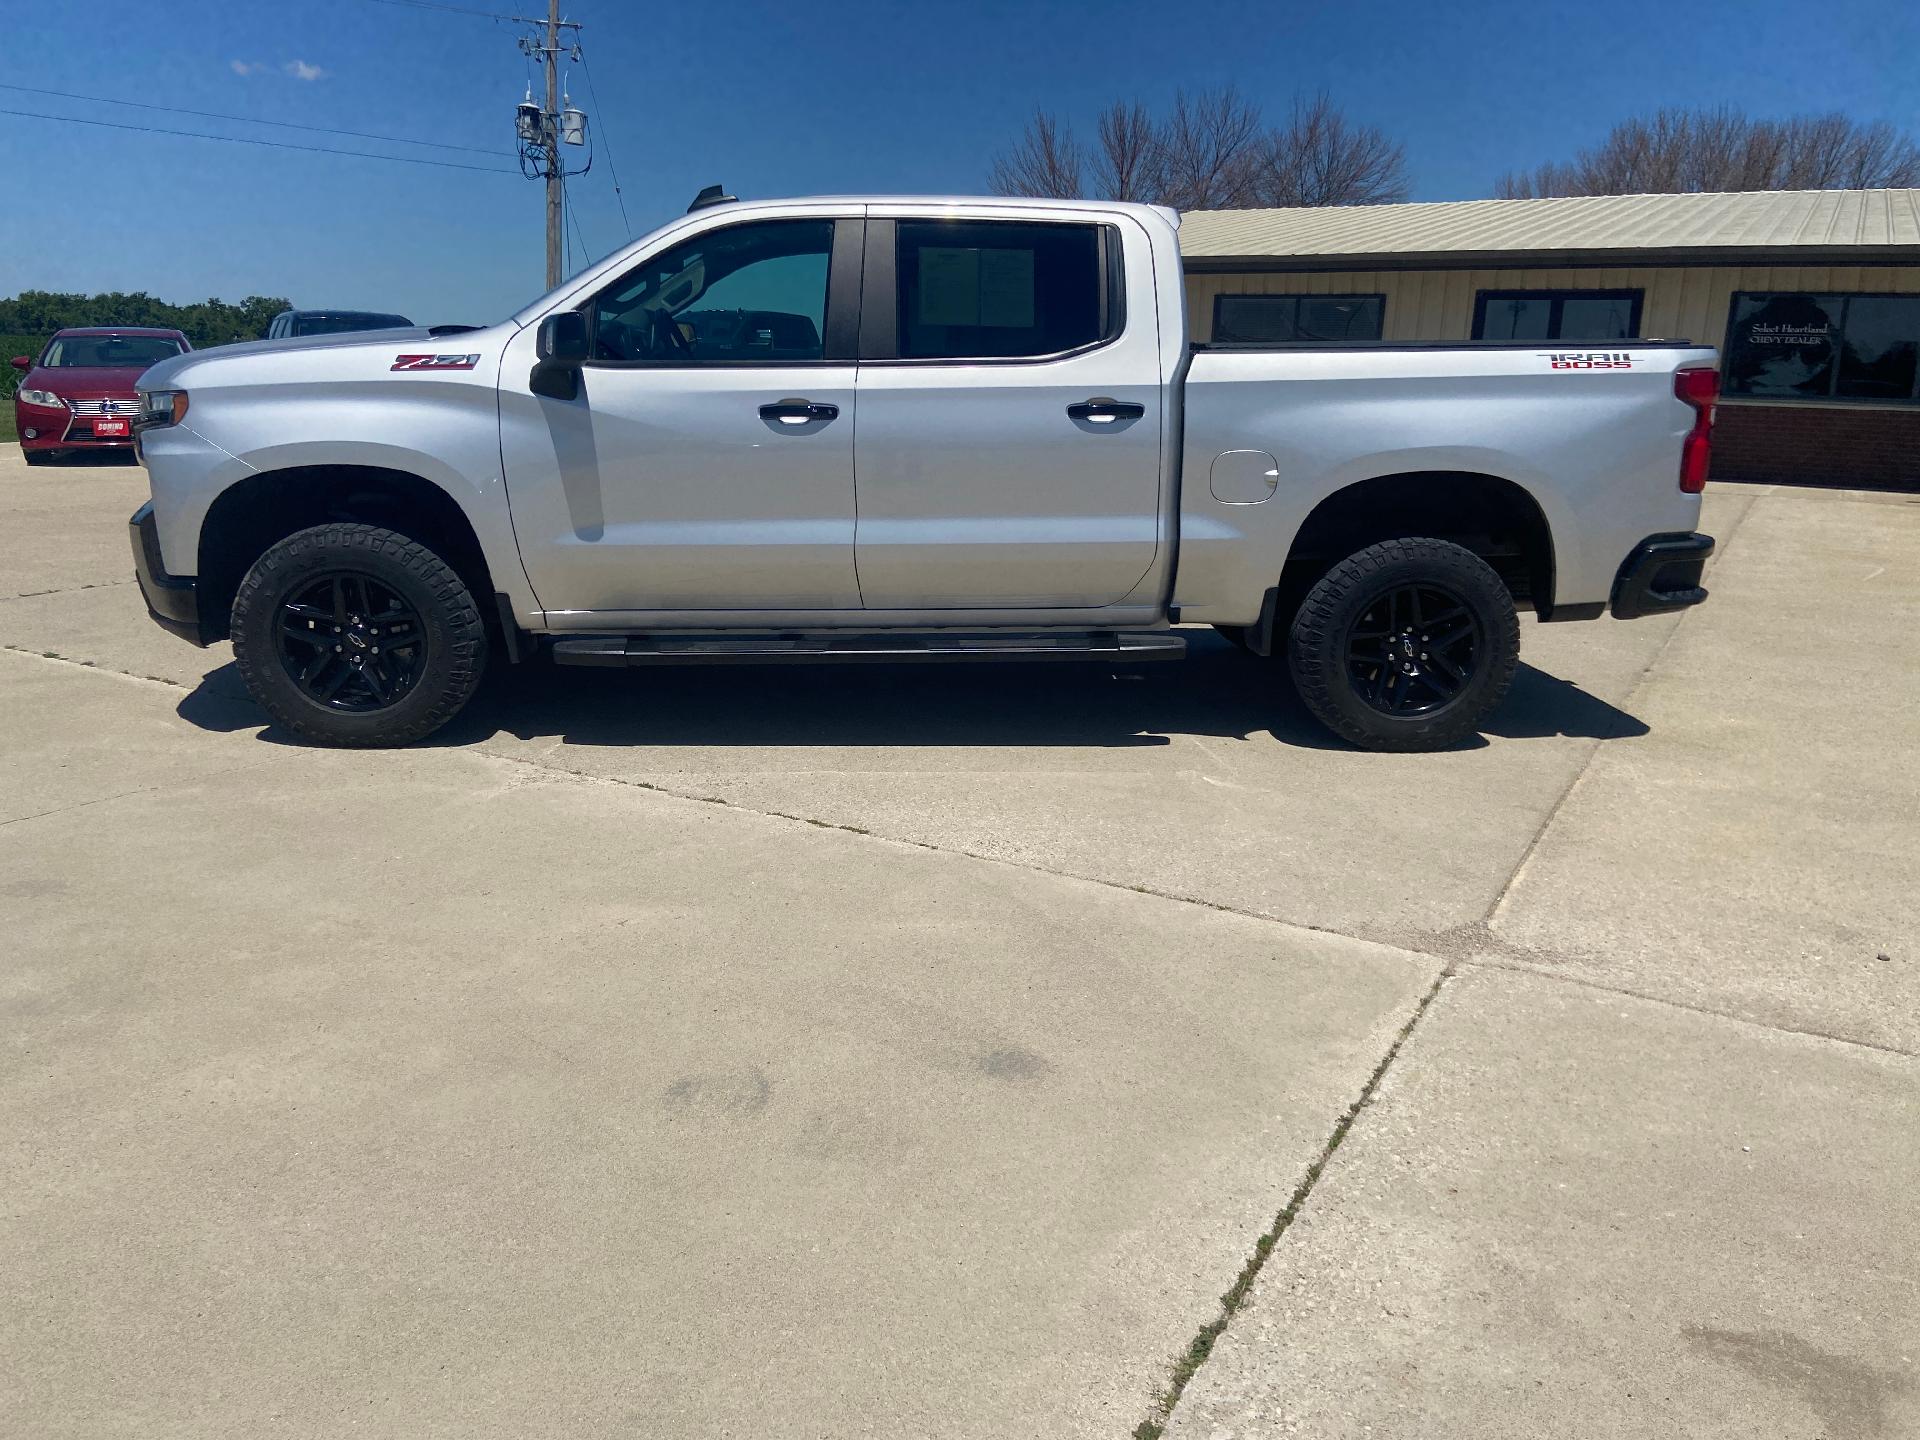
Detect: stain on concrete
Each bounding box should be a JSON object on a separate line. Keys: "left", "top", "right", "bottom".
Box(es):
{"left": 0, "top": 877, "right": 65, "bottom": 899}
{"left": 979, "top": 1044, "right": 1050, "bottom": 1081}
{"left": 1684, "top": 1326, "right": 1917, "bottom": 1438}
{"left": 662, "top": 1065, "right": 772, "bottom": 1117}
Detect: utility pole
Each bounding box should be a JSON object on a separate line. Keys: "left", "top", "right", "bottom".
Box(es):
{"left": 512, "top": 8, "right": 588, "bottom": 288}
{"left": 542, "top": 0, "right": 562, "bottom": 288}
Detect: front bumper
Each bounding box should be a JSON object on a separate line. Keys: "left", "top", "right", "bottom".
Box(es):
{"left": 130, "top": 502, "right": 206, "bottom": 645}
{"left": 1611, "top": 532, "right": 1714, "bottom": 620}
{"left": 18, "top": 403, "right": 136, "bottom": 451}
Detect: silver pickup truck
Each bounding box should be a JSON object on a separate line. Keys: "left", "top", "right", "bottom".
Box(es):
{"left": 131, "top": 191, "right": 1719, "bottom": 751}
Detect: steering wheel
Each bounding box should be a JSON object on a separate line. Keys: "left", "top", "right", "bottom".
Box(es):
{"left": 654, "top": 308, "right": 693, "bottom": 359}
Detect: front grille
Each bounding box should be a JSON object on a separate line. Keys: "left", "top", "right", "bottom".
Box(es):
{"left": 69, "top": 398, "right": 143, "bottom": 417}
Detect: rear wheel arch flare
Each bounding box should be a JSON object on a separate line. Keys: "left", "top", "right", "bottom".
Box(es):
{"left": 1279, "top": 470, "right": 1557, "bottom": 618}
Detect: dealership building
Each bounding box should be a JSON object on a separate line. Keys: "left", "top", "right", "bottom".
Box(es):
{"left": 1181, "top": 188, "right": 1920, "bottom": 488}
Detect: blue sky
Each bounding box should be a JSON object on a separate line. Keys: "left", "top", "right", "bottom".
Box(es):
{"left": 1, "top": 0, "right": 1913, "bottom": 323}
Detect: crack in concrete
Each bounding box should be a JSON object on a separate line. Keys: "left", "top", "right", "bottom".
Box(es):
{"left": 1130, "top": 964, "right": 1457, "bottom": 1439}
{"left": 3, "top": 578, "right": 135, "bottom": 601}
{"left": 1460, "top": 952, "right": 1919, "bottom": 1060}
{"left": 1484, "top": 490, "right": 1766, "bottom": 930}
{"left": 1, "top": 642, "right": 194, "bottom": 691}
{"left": 1136, "top": 490, "right": 1797, "bottom": 1437}
{"left": 0, "top": 785, "right": 162, "bottom": 830}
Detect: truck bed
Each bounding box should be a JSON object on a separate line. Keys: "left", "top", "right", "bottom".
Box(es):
{"left": 1173, "top": 340, "right": 1716, "bottom": 624}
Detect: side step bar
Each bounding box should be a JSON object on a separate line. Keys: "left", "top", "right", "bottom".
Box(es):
{"left": 550, "top": 631, "right": 1188, "bottom": 668}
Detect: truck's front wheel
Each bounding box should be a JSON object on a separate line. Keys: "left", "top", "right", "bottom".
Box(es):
{"left": 230, "top": 523, "right": 488, "bottom": 747}
{"left": 1287, "top": 537, "right": 1519, "bottom": 752}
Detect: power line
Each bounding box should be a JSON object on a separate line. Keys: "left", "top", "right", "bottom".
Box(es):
{"left": 563, "top": 171, "right": 596, "bottom": 263}
{"left": 0, "top": 104, "right": 517, "bottom": 174}
{"left": 576, "top": 49, "right": 631, "bottom": 235}
{"left": 358, "top": 0, "right": 520, "bottom": 18}
{"left": 0, "top": 82, "right": 503, "bottom": 157}
{"left": 358, "top": 0, "right": 581, "bottom": 25}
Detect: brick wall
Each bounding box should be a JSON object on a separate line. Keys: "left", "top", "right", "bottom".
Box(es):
{"left": 1713, "top": 403, "right": 1920, "bottom": 489}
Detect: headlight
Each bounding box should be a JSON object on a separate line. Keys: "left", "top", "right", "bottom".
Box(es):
{"left": 137, "top": 390, "right": 189, "bottom": 427}
{"left": 16, "top": 387, "right": 66, "bottom": 409}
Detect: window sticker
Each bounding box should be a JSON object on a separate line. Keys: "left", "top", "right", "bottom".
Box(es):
{"left": 918, "top": 247, "right": 981, "bottom": 327}
{"left": 916, "top": 246, "right": 1037, "bottom": 329}
{"left": 977, "top": 248, "right": 1035, "bottom": 328}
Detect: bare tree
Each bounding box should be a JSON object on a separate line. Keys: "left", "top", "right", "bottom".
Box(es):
{"left": 1090, "top": 101, "right": 1160, "bottom": 202}
{"left": 1496, "top": 107, "right": 1920, "bottom": 197}
{"left": 986, "top": 108, "right": 1083, "bottom": 199}
{"left": 1249, "top": 92, "right": 1409, "bottom": 207}
{"left": 988, "top": 87, "right": 1408, "bottom": 209}
{"left": 1152, "top": 87, "right": 1264, "bottom": 209}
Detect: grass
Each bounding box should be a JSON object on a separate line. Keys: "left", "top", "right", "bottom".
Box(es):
{"left": 0, "top": 404, "right": 16, "bottom": 445}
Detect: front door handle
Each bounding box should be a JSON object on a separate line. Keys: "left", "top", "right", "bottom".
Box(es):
{"left": 760, "top": 398, "right": 840, "bottom": 425}
{"left": 1067, "top": 397, "right": 1146, "bottom": 424}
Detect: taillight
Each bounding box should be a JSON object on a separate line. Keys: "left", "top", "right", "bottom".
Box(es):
{"left": 1674, "top": 366, "right": 1718, "bottom": 495}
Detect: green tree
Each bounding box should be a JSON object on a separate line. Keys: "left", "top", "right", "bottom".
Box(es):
{"left": 0, "top": 289, "right": 293, "bottom": 353}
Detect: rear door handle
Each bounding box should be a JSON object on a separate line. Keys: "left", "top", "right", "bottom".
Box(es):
{"left": 760, "top": 398, "right": 839, "bottom": 425}
{"left": 1067, "top": 397, "right": 1146, "bottom": 423}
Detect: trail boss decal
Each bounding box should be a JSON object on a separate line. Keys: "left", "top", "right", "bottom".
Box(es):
{"left": 1541, "top": 351, "right": 1634, "bottom": 370}
{"left": 391, "top": 353, "right": 480, "bottom": 372}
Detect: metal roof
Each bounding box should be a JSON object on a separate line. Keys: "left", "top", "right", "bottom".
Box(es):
{"left": 1179, "top": 189, "right": 1920, "bottom": 269}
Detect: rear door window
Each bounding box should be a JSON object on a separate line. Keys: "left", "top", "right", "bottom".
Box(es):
{"left": 895, "top": 220, "right": 1107, "bottom": 360}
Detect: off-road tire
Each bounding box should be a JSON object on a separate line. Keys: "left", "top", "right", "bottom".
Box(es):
{"left": 231, "top": 523, "right": 488, "bottom": 747}
{"left": 1288, "top": 537, "right": 1519, "bottom": 752}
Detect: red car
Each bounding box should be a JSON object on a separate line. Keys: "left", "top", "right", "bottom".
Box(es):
{"left": 12, "top": 327, "right": 192, "bottom": 465}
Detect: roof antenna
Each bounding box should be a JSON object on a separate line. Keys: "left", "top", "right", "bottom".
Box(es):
{"left": 688, "top": 183, "right": 737, "bottom": 213}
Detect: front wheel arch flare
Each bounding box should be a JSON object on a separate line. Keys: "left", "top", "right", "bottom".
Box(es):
{"left": 196, "top": 465, "right": 496, "bottom": 642}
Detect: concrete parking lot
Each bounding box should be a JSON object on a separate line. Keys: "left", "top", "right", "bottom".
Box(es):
{"left": 3, "top": 450, "right": 1916, "bottom": 1439}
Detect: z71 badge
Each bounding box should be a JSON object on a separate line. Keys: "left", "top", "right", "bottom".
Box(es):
{"left": 1541, "top": 351, "right": 1634, "bottom": 370}
{"left": 391, "top": 353, "right": 480, "bottom": 371}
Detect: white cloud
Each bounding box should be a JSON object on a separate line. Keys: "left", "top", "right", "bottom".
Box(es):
{"left": 230, "top": 59, "right": 267, "bottom": 76}
{"left": 284, "top": 60, "right": 329, "bottom": 82}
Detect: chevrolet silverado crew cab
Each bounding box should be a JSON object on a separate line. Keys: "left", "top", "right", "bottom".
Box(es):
{"left": 130, "top": 190, "right": 1719, "bottom": 751}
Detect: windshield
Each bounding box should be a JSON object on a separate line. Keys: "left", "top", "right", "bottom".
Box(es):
{"left": 41, "top": 335, "right": 184, "bottom": 367}
{"left": 292, "top": 314, "right": 413, "bottom": 336}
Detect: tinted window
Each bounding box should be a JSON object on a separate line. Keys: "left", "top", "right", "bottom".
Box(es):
{"left": 896, "top": 220, "right": 1102, "bottom": 360}
{"left": 1837, "top": 297, "right": 1920, "bottom": 400}
{"left": 1474, "top": 290, "right": 1641, "bottom": 341}
{"left": 591, "top": 219, "right": 832, "bottom": 365}
{"left": 1476, "top": 295, "right": 1552, "bottom": 341}
{"left": 1559, "top": 294, "right": 1640, "bottom": 340}
{"left": 292, "top": 313, "right": 413, "bottom": 336}
{"left": 1724, "top": 292, "right": 1920, "bottom": 403}
{"left": 1213, "top": 294, "right": 1384, "bottom": 343}
{"left": 41, "top": 336, "right": 184, "bottom": 367}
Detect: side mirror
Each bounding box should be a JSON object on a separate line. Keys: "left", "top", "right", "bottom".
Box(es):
{"left": 10, "top": 356, "right": 30, "bottom": 371}
{"left": 530, "top": 311, "right": 588, "bottom": 400}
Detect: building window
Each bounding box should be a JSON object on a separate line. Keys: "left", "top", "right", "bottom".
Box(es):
{"left": 1213, "top": 294, "right": 1384, "bottom": 343}
{"left": 1723, "top": 293, "right": 1920, "bottom": 404}
{"left": 1473, "top": 290, "right": 1643, "bottom": 341}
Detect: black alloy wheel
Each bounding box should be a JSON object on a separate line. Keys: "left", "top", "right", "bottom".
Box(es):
{"left": 1286, "top": 536, "right": 1520, "bottom": 752}
{"left": 230, "top": 522, "right": 488, "bottom": 747}
{"left": 276, "top": 571, "right": 429, "bottom": 712}
{"left": 1345, "top": 582, "right": 1479, "bottom": 717}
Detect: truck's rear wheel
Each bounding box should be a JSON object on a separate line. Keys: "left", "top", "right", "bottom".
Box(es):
{"left": 230, "top": 523, "right": 488, "bottom": 747}
{"left": 1287, "top": 537, "right": 1518, "bottom": 752}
